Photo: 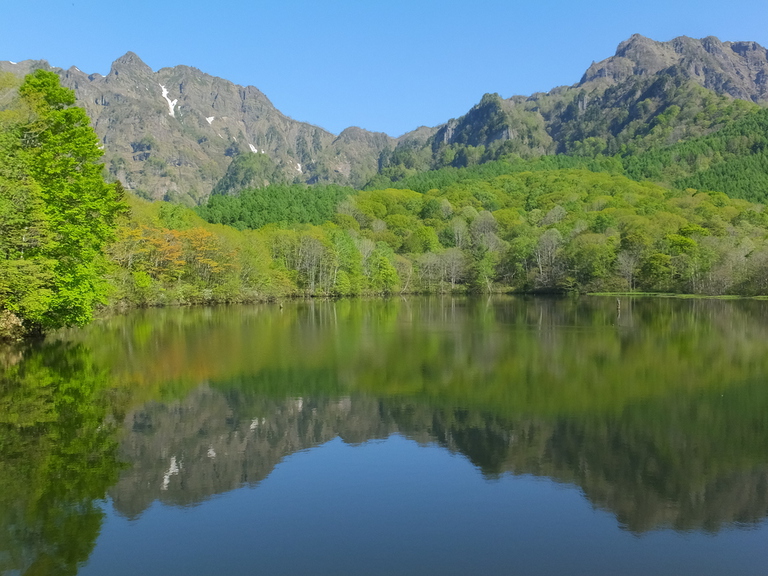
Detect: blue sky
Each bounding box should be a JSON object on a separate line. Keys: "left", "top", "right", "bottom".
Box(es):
{"left": 3, "top": 0, "right": 767, "bottom": 136}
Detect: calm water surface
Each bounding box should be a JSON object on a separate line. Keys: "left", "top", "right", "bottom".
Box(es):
{"left": 2, "top": 296, "right": 768, "bottom": 575}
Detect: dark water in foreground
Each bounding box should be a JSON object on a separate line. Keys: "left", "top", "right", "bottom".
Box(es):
{"left": 2, "top": 296, "right": 768, "bottom": 575}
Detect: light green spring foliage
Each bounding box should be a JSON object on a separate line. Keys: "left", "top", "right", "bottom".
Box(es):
{"left": 0, "top": 70, "right": 125, "bottom": 336}
{"left": 337, "top": 170, "right": 765, "bottom": 295}
{"left": 134, "top": 162, "right": 768, "bottom": 302}
{"left": 0, "top": 73, "right": 56, "bottom": 333}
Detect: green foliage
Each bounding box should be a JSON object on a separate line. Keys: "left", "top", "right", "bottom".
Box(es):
{"left": 368, "top": 154, "right": 624, "bottom": 194}
{"left": 367, "top": 249, "right": 399, "bottom": 294}
{"left": 185, "top": 159, "right": 768, "bottom": 297}
{"left": 211, "top": 152, "right": 285, "bottom": 196}
{"left": 0, "top": 70, "right": 125, "bottom": 336}
{"left": 355, "top": 168, "right": 768, "bottom": 294}
{"left": 624, "top": 107, "right": 768, "bottom": 202}
{"left": 198, "top": 183, "right": 353, "bottom": 230}
{"left": 0, "top": 128, "right": 55, "bottom": 329}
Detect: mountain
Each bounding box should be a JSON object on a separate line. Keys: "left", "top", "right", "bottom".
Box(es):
{"left": 580, "top": 34, "right": 768, "bottom": 101}
{"left": 0, "top": 53, "right": 396, "bottom": 203}
{"left": 1, "top": 34, "right": 767, "bottom": 203}
{"left": 378, "top": 34, "right": 768, "bottom": 179}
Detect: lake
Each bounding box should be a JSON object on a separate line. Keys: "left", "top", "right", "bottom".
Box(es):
{"left": 1, "top": 296, "right": 768, "bottom": 575}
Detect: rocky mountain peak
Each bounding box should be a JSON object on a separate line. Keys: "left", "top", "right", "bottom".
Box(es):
{"left": 109, "top": 51, "right": 154, "bottom": 78}
{"left": 579, "top": 34, "right": 768, "bottom": 102}
{"left": 0, "top": 50, "right": 395, "bottom": 202}
{"left": 614, "top": 33, "right": 657, "bottom": 57}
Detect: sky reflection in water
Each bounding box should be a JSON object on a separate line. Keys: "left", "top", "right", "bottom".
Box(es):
{"left": 83, "top": 435, "right": 768, "bottom": 576}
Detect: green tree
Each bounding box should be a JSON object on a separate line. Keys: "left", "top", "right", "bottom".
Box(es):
{"left": 368, "top": 246, "right": 399, "bottom": 294}
{"left": 0, "top": 124, "right": 56, "bottom": 335}
{"left": 1, "top": 70, "right": 125, "bottom": 334}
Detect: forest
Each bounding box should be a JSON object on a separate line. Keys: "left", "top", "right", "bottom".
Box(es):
{"left": 3, "top": 70, "right": 768, "bottom": 339}
{"left": 108, "top": 163, "right": 768, "bottom": 307}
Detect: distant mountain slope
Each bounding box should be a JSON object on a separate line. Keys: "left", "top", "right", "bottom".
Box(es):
{"left": 624, "top": 106, "right": 768, "bottom": 201}
{"left": 0, "top": 54, "right": 395, "bottom": 203}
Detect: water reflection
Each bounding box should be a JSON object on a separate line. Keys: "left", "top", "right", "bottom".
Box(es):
{"left": 0, "top": 342, "right": 122, "bottom": 576}
{"left": 70, "top": 296, "right": 768, "bottom": 417}
{"left": 2, "top": 296, "right": 768, "bottom": 574}
{"left": 111, "top": 387, "right": 768, "bottom": 534}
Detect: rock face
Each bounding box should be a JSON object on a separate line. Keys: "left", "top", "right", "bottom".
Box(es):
{"left": 581, "top": 34, "right": 768, "bottom": 101}
{"left": 0, "top": 54, "right": 396, "bottom": 203}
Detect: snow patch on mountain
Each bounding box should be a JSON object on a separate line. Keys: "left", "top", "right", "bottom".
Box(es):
{"left": 159, "top": 84, "right": 178, "bottom": 117}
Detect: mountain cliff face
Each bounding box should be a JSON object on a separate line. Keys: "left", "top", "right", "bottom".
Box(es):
{"left": 0, "top": 54, "right": 394, "bottom": 203}
{"left": 1, "top": 35, "right": 766, "bottom": 202}
{"left": 581, "top": 34, "right": 768, "bottom": 101}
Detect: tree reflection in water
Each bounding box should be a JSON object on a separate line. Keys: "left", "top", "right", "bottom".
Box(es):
{"left": 0, "top": 342, "right": 122, "bottom": 576}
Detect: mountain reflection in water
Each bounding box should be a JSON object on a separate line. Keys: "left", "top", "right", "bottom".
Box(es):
{"left": 2, "top": 296, "right": 768, "bottom": 575}
{"left": 113, "top": 389, "right": 768, "bottom": 534}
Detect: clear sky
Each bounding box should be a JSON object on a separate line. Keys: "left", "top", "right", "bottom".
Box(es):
{"left": 2, "top": 0, "right": 767, "bottom": 137}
